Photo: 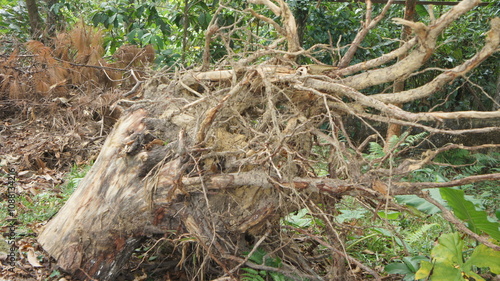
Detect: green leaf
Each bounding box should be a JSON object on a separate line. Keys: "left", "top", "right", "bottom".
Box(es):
{"left": 432, "top": 232, "right": 463, "bottom": 264}
{"left": 269, "top": 272, "right": 286, "bottom": 281}
{"left": 464, "top": 244, "right": 500, "bottom": 274}
{"left": 377, "top": 211, "right": 400, "bottom": 220}
{"left": 283, "top": 208, "right": 313, "bottom": 228}
{"left": 241, "top": 268, "right": 259, "bottom": 275}
{"left": 401, "top": 256, "right": 428, "bottom": 273}
{"left": 415, "top": 260, "right": 433, "bottom": 279}
{"left": 244, "top": 248, "right": 266, "bottom": 264}
{"left": 395, "top": 188, "right": 445, "bottom": 215}
{"left": 48, "top": 270, "right": 61, "bottom": 278}
{"left": 386, "top": 256, "right": 428, "bottom": 280}
{"left": 440, "top": 188, "right": 500, "bottom": 241}
{"left": 431, "top": 261, "right": 464, "bottom": 281}
{"left": 371, "top": 227, "right": 391, "bottom": 236}
{"left": 335, "top": 208, "right": 368, "bottom": 223}
{"left": 418, "top": 232, "right": 499, "bottom": 280}
{"left": 429, "top": 232, "right": 465, "bottom": 280}
{"left": 242, "top": 268, "right": 266, "bottom": 281}
{"left": 385, "top": 262, "right": 414, "bottom": 275}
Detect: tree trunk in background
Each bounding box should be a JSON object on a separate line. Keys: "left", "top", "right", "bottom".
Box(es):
{"left": 385, "top": 0, "right": 416, "bottom": 151}
{"left": 494, "top": 71, "right": 500, "bottom": 110}
{"left": 293, "top": 2, "right": 309, "bottom": 48}
{"left": 25, "top": 0, "right": 43, "bottom": 38}
{"left": 181, "top": 0, "right": 189, "bottom": 63}
{"left": 45, "top": 0, "right": 64, "bottom": 37}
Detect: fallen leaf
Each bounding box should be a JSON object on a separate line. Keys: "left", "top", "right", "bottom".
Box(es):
{"left": 27, "top": 248, "right": 43, "bottom": 267}
{"left": 372, "top": 179, "right": 388, "bottom": 195}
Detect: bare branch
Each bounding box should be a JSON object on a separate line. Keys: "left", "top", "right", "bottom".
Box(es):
{"left": 300, "top": 78, "right": 439, "bottom": 122}
{"left": 332, "top": 38, "right": 418, "bottom": 77}
{"left": 248, "top": 0, "right": 281, "bottom": 16}
{"left": 428, "top": 110, "right": 500, "bottom": 119}
{"left": 247, "top": 0, "right": 301, "bottom": 55}
{"left": 338, "top": 0, "right": 395, "bottom": 67}
{"left": 202, "top": 5, "right": 223, "bottom": 71}
{"left": 337, "top": 0, "right": 482, "bottom": 90}
{"left": 372, "top": 17, "right": 500, "bottom": 104}
{"left": 393, "top": 173, "right": 500, "bottom": 194}
{"left": 245, "top": 8, "right": 285, "bottom": 35}
{"left": 390, "top": 143, "right": 500, "bottom": 175}
{"left": 328, "top": 102, "right": 500, "bottom": 135}
{"left": 283, "top": 225, "right": 382, "bottom": 281}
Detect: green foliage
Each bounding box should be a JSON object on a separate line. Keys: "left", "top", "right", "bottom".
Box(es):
{"left": 335, "top": 208, "right": 369, "bottom": 224}
{"left": 365, "top": 141, "right": 385, "bottom": 161}
{"left": 0, "top": 1, "right": 30, "bottom": 39}
{"left": 404, "top": 223, "right": 439, "bottom": 246}
{"left": 334, "top": 197, "right": 447, "bottom": 271}
{"left": 377, "top": 210, "right": 401, "bottom": 220}
{"left": 241, "top": 248, "right": 296, "bottom": 281}
{"left": 90, "top": 0, "right": 172, "bottom": 58}
{"left": 0, "top": 0, "right": 88, "bottom": 40}
{"left": 385, "top": 256, "right": 428, "bottom": 281}
{"left": 48, "top": 270, "right": 62, "bottom": 278}
{"left": 364, "top": 132, "right": 429, "bottom": 161}
{"left": 403, "top": 149, "right": 500, "bottom": 215}
{"left": 395, "top": 190, "right": 443, "bottom": 215}
{"left": 434, "top": 148, "right": 473, "bottom": 166}
{"left": 415, "top": 232, "right": 500, "bottom": 281}
{"left": 387, "top": 149, "right": 500, "bottom": 279}
{"left": 170, "top": 1, "right": 212, "bottom": 32}
{"left": 440, "top": 188, "right": 500, "bottom": 241}
{"left": 282, "top": 208, "right": 323, "bottom": 228}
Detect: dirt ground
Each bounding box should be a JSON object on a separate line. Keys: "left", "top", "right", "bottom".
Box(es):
{"left": 0, "top": 97, "right": 111, "bottom": 280}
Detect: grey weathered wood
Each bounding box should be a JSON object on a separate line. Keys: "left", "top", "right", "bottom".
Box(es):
{"left": 38, "top": 109, "right": 183, "bottom": 280}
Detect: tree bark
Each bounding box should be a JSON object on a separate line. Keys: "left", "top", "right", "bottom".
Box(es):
{"left": 38, "top": 106, "right": 286, "bottom": 280}
{"left": 385, "top": 0, "right": 417, "bottom": 151}
{"left": 38, "top": 110, "right": 169, "bottom": 280}
{"left": 45, "top": 0, "right": 63, "bottom": 37}
{"left": 494, "top": 71, "right": 500, "bottom": 110}
{"left": 25, "top": 0, "right": 43, "bottom": 38}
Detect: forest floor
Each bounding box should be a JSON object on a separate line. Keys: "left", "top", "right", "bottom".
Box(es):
{"left": 0, "top": 99, "right": 110, "bottom": 280}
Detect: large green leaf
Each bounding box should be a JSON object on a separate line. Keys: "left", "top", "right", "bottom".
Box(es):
{"left": 427, "top": 232, "right": 465, "bottom": 280}
{"left": 414, "top": 260, "right": 433, "bottom": 280}
{"left": 431, "top": 232, "right": 464, "bottom": 264}
{"left": 395, "top": 189, "right": 445, "bottom": 215}
{"left": 440, "top": 188, "right": 500, "bottom": 241}
{"left": 386, "top": 256, "right": 428, "bottom": 281}
{"left": 416, "top": 232, "right": 500, "bottom": 281}
{"left": 464, "top": 244, "right": 500, "bottom": 275}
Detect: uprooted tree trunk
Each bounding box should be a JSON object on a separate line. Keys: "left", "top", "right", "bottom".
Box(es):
{"left": 39, "top": 0, "right": 500, "bottom": 280}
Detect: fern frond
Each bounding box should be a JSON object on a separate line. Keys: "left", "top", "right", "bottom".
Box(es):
{"left": 366, "top": 142, "right": 385, "bottom": 160}
{"left": 405, "top": 132, "right": 428, "bottom": 146}
{"left": 405, "top": 223, "right": 439, "bottom": 245}
{"left": 388, "top": 132, "right": 405, "bottom": 151}
{"left": 473, "top": 153, "right": 499, "bottom": 166}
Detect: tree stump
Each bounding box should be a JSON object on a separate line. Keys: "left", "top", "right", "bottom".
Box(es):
{"left": 38, "top": 90, "right": 290, "bottom": 279}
